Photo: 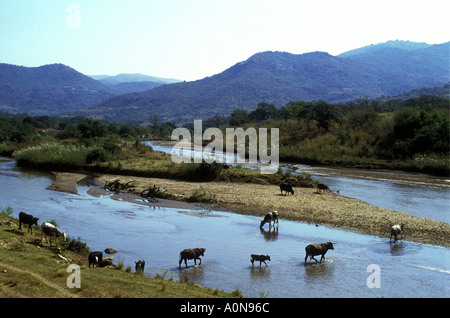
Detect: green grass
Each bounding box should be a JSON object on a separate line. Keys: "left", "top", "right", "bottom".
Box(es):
{"left": 13, "top": 143, "right": 98, "bottom": 171}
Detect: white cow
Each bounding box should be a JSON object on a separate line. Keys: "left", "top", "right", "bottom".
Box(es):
{"left": 390, "top": 224, "right": 404, "bottom": 242}
{"left": 41, "top": 222, "right": 66, "bottom": 247}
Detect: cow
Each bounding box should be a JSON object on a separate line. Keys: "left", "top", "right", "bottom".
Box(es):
{"left": 316, "top": 183, "right": 330, "bottom": 194}
{"left": 390, "top": 224, "right": 405, "bottom": 242}
{"left": 280, "top": 183, "right": 294, "bottom": 195}
{"left": 304, "top": 241, "right": 335, "bottom": 264}
{"left": 250, "top": 254, "right": 271, "bottom": 268}
{"left": 260, "top": 211, "right": 279, "bottom": 228}
{"left": 18, "top": 212, "right": 39, "bottom": 234}
{"left": 135, "top": 259, "right": 145, "bottom": 273}
{"left": 88, "top": 251, "right": 103, "bottom": 268}
{"left": 179, "top": 248, "right": 206, "bottom": 269}
{"left": 41, "top": 222, "right": 66, "bottom": 247}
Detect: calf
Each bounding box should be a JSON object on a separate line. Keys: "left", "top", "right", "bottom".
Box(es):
{"left": 41, "top": 222, "right": 66, "bottom": 247}
{"left": 304, "top": 241, "right": 335, "bottom": 264}
{"left": 280, "top": 183, "right": 294, "bottom": 195}
{"left": 250, "top": 254, "right": 271, "bottom": 268}
{"left": 390, "top": 224, "right": 405, "bottom": 242}
{"left": 260, "top": 211, "right": 279, "bottom": 228}
{"left": 18, "top": 212, "right": 39, "bottom": 234}
{"left": 135, "top": 259, "right": 145, "bottom": 273}
{"left": 179, "top": 248, "right": 206, "bottom": 269}
{"left": 88, "top": 251, "right": 103, "bottom": 268}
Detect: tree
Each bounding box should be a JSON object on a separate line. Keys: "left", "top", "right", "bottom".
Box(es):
{"left": 229, "top": 109, "right": 250, "bottom": 126}
{"left": 311, "top": 101, "right": 343, "bottom": 131}
{"left": 77, "top": 119, "right": 107, "bottom": 139}
{"left": 249, "top": 102, "right": 278, "bottom": 122}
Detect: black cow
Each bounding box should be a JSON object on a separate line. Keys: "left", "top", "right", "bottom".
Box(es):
{"left": 304, "top": 241, "right": 335, "bottom": 264}
{"left": 18, "top": 212, "right": 39, "bottom": 234}
{"left": 280, "top": 183, "right": 294, "bottom": 195}
{"left": 88, "top": 251, "right": 103, "bottom": 268}
{"left": 179, "top": 248, "right": 206, "bottom": 269}
{"left": 135, "top": 259, "right": 145, "bottom": 273}
{"left": 250, "top": 254, "right": 271, "bottom": 268}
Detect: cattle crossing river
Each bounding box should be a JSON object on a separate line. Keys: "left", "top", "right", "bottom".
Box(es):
{"left": 1, "top": 157, "right": 449, "bottom": 298}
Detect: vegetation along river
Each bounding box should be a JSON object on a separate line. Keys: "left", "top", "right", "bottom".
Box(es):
{"left": 1, "top": 156, "right": 449, "bottom": 298}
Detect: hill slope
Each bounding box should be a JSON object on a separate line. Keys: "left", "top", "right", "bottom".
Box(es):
{"left": 75, "top": 41, "right": 450, "bottom": 124}
{"left": 0, "top": 63, "right": 115, "bottom": 116}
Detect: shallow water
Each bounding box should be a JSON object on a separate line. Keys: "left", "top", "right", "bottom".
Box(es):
{"left": 1, "top": 158, "right": 449, "bottom": 298}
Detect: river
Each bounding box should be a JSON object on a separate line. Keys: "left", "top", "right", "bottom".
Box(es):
{"left": 0, "top": 157, "right": 449, "bottom": 298}
{"left": 147, "top": 141, "right": 450, "bottom": 224}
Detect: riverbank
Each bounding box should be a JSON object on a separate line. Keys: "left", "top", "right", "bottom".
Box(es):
{"left": 0, "top": 212, "right": 240, "bottom": 298}
{"left": 49, "top": 171, "right": 450, "bottom": 248}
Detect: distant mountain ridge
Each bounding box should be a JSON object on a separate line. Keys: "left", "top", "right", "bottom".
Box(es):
{"left": 0, "top": 40, "right": 448, "bottom": 122}
{"left": 89, "top": 73, "right": 182, "bottom": 95}
{"left": 0, "top": 63, "right": 115, "bottom": 115}
{"left": 74, "top": 41, "right": 450, "bottom": 124}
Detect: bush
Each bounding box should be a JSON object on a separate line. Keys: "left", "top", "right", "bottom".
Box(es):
{"left": 86, "top": 148, "right": 108, "bottom": 164}
{"left": 178, "top": 160, "right": 224, "bottom": 181}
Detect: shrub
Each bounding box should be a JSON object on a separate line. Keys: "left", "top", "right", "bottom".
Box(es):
{"left": 86, "top": 148, "right": 108, "bottom": 164}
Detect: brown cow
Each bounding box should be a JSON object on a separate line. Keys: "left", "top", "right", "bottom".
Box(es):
{"left": 179, "top": 248, "right": 206, "bottom": 268}
{"left": 304, "top": 241, "right": 335, "bottom": 264}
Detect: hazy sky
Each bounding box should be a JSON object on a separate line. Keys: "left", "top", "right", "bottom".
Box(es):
{"left": 1, "top": 0, "right": 449, "bottom": 81}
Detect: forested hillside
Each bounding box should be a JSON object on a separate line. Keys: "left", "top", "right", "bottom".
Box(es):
{"left": 73, "top": 41, "right": 450, "bottom": 124}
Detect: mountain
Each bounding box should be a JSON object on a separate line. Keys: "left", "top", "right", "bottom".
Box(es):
{"left": 89, "top": 73, "right": 181, "bottom": 94}
{"left": 338, "top": 40, "right": 432, "bottom": 57}
{"left": 90, "top": 73, "right": 180, "bottom": 85}
{"left": 0, "top": 63, "right": 115, "bottom": 116}
{"left": 74, "top": 41, "right": 449, "bottom": 124}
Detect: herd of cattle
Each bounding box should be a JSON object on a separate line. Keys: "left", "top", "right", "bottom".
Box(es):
{"left": 15, "top": 206, "right": 406, "bottom": 272}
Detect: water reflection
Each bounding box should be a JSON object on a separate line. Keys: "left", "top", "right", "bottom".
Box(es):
{"left": 260, "top": 226, "right": 279, "bottom": 241}
{"left": 389, "top": 241, "right": 406, "bottom": 256}
{"left": 304, "top": 261, "right": 335, "bottom": 280}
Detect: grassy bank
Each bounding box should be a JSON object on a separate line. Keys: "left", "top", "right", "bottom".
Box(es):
{"left": 0, "top": 211, "right": 241, "bottom": 298}
{"left": 11, "top": 141, "right": 317, "bottom": 188}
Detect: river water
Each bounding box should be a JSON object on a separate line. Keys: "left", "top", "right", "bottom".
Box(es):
{"left": 1, "top": 156, "right": 449, "bottom": 298}
{"left": 148, "top": 141, "right": 450, "bottom": 223}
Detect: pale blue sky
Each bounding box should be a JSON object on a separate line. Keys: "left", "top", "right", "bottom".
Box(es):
{"left": 1, "top": 0, "right": 449, "bottom": 81}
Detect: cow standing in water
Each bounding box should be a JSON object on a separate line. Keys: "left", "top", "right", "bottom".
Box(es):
{"left": 260, "top": 211, "right": 279, "bottom": 228}
{"left": 179, "top": 248, "right": 206, "bottom": 269}
{"left": 250, "top": 254, "right": 271, "bottom": 268}
{"left": 304, "top": 241, "right": 335, "bottom": 264}
{"left": 390, "top": 224, "right": 405, "bottom": 242}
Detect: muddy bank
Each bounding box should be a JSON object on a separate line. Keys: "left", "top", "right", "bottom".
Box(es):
{"left": 46, "top": 172, "right": 87, "bottom": 194}
{"left": 89, "top": 173, "right": 450, "bottom": 248}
